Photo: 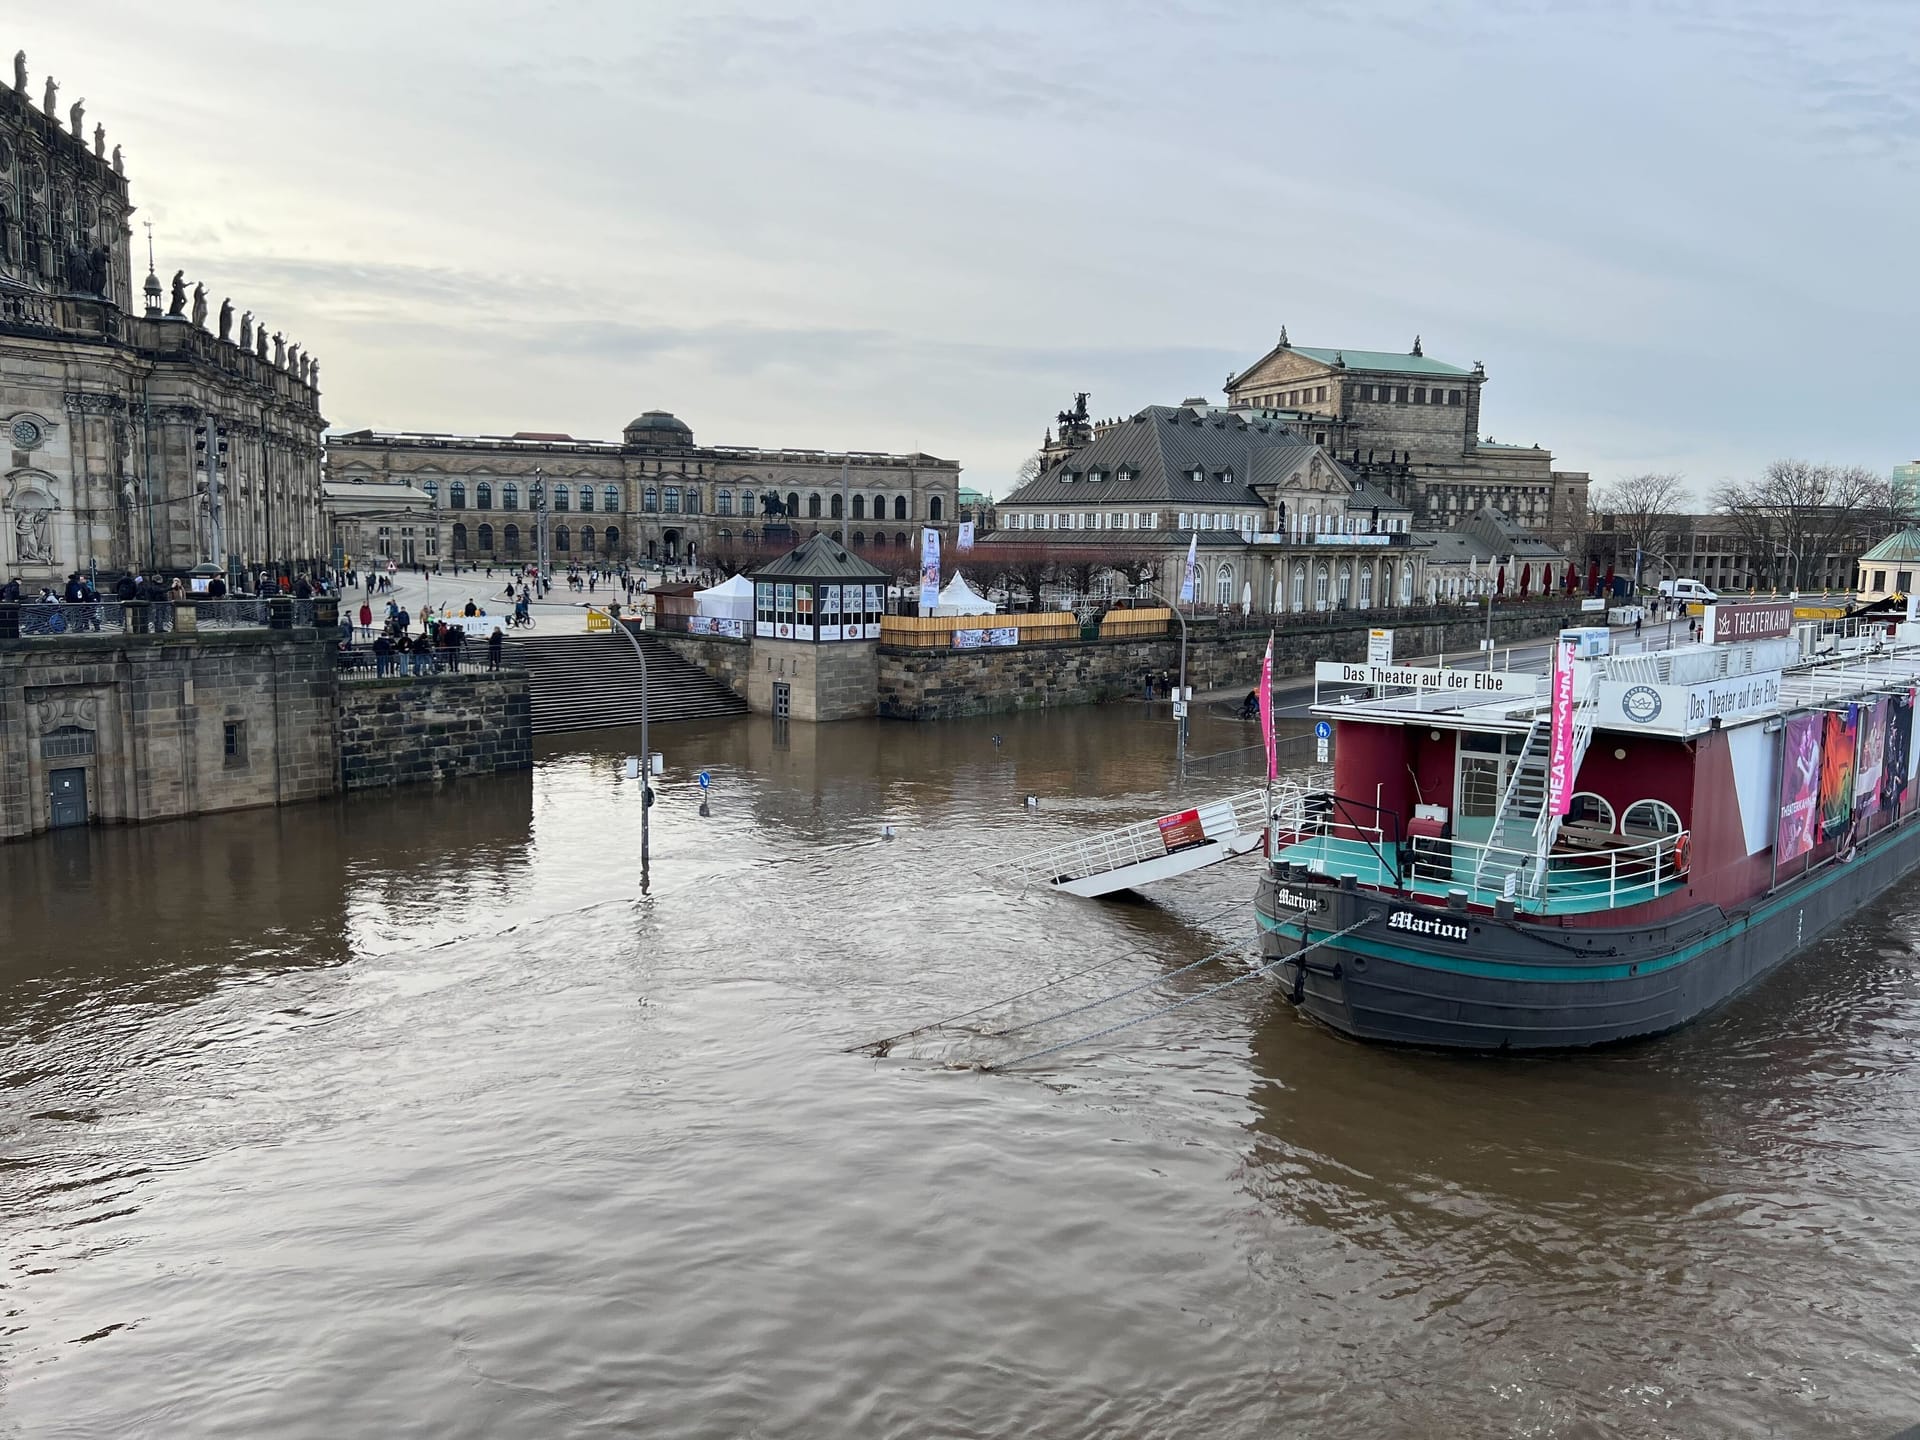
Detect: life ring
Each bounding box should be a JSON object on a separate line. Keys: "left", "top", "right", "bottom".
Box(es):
{"left": 1670, "top": 834, "right": 1690, "bottom": 874}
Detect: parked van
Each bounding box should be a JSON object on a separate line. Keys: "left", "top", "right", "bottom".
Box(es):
{"left": 1658, "top": 578, "right": 1719, "bottom": 603}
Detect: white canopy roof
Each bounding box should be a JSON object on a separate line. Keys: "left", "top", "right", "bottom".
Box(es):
{"left": 695, "top": 572, "right": 755, "bottom": 620}
{"left": 933, "top": 571, "right": 997, "bottom": 616}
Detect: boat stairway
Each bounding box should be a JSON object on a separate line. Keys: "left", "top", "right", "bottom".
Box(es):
{"left": 984, "top": 788, "right": 1277, "bottom": 898}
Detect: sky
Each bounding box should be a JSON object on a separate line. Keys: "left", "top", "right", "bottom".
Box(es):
{"left": 23, "top": 0, "right": 1920, "bottom": 502}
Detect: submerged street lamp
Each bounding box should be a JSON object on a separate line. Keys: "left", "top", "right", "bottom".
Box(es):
{"left": 607, "top": 611, "right": 652, "bottom": 891}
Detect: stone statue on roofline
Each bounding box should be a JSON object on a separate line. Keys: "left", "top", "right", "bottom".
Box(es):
{"left": 111, "top": 144, "right": 123, "bottom": 175}
{"left": 42, "top": 75, "right": 56, "bottom": 118}
{"left": 168, "top": 269, "right": 186, "bottom": 317}
{"left": 272, "top": 331, "right": 285, "bottom": 367}
{"left": 93, "top": 123, "right": 105, "bottom": 158}
{"left": 13, "top": 51, "right": 26, "bottom": 95}
{"left": 218, "top": 297, "right": 233, "bottom": 341}
{"left": 69, "top": 98, "right": 84, "bottom": 139}
{"left": 239, "top": 310, "right": 253, "bottom": 349}
{"left": 256, "top": 327, "right": 268, "bottom": 360}
{"left": 190, "top": 282, "right": 208, "bottom": 328}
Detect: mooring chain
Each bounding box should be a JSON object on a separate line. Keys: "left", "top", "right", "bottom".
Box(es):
{"left": 989, "top": 938, "right": 1260, "bottom": 1039}
{"left": 981, "top": 916, "right": 1374, "bottom": 1073}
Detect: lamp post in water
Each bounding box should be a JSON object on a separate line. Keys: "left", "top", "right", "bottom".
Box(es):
{"left": 1135, "top": 582, "right": 1190, "bottom": 775}
{"left": 608, "top": 612, "right": 652, "bottom": 891}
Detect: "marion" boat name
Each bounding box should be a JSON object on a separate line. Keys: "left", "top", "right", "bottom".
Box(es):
{"left": 1386, "top": 909, "right": 1470, "bottom": 943}
{"left": 1269, "top": 886, "right": 1324, "bottom": 913}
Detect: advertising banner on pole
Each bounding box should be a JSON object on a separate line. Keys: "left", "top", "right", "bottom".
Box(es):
{"left": 1819, "top": 705, "right": 1858, "bottom": 841}
{"left": 1259, "top": 633, "right": 1277, "bottom": 781}
{"left": 1179, "top": 534, "right": 1198, "bottom": 606}
{"left": 1776, "top": 712, "right": 1822, "bottom": 863}
{"left": 957, "top": 520, "right": 974, "bottom": 551}
{"left": 1883, "top": 693, "right": 1914, "bottom": 813}
{"left": 918, "top": 528, "right": 941, "bottom": 613}
{"left": 1547, "top": 639, "right": 1576, "bottom": 816}
{"left": 1854, "top": 697, "right": 1888, "bottom": 824}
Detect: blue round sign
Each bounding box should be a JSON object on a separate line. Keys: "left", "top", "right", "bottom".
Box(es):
{"left": 697, "top": 770, "right": 711, "bottom": 789}
{"left": 1314, "top": 721, "right": 1332, "bottom": 739}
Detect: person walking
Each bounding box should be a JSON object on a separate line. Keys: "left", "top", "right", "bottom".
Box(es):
{"left": 359, "top": 600, "right": 373, "bottom": 637}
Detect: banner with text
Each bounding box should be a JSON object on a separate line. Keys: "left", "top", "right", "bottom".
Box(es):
{"left": 1819, "top": 705, "right": 1858, "bottom": 841}
{"left": 1776, "top": 711, "right": 1822, "bottom": 863}
{"left": 1548, "top": 639, "right": 1576, "bottom": 816}
{"left": 1314, "top": 661, "right": 1541, "bottom": 698}
{"left": 918, "top": 528, "right": 941, "bottom": 613}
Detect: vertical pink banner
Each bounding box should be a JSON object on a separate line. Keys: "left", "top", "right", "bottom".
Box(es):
{"left": 1259, "top": 634, "right": 1277, "bottom": 780}
{"left": 1548, "top": 638, "right": 1576, "bottom": 816}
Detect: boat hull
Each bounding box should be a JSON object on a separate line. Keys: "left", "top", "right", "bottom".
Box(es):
{"left": 1257, "top": 818, "right": 1920, "bottom": 1050}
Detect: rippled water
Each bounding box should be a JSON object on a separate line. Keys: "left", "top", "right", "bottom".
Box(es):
{"left": 4, "top": 705, "right": 1918, "bottom": 1438}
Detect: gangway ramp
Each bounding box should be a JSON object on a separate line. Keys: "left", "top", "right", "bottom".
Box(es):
{"left": 988, "top": 789, "right": 1272, "bottom": 898}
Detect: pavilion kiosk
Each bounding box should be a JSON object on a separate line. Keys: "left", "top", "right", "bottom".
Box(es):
{"left": 748, "top": 534, "right": 887, "bottom": 720}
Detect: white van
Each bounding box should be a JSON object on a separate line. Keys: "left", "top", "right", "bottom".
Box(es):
{"left": 1658, "top": 578, "right": 1718, "bottom": 603}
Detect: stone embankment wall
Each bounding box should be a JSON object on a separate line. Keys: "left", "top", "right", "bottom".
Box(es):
{"left": 337, "top": 672, "right": 532, "bottom": 790}
{"left": 654, "top": 633, "right": 751, "bottom": 698}
{"left": 877, "top": 604, "right": 1583, "bottom": 720}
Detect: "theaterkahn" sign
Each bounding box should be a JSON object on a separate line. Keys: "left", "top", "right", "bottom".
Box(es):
{"left": 1707, "top": 600, "right": 1795, "bottom": 644}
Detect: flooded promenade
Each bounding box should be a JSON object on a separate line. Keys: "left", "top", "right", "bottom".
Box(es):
{"left": 4, "top": 707, "right": 1918, "bottom": 1438}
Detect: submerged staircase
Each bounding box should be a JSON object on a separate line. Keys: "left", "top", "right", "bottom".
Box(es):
{"left": 508, "top": 630, "right": 749, "bottom": 735}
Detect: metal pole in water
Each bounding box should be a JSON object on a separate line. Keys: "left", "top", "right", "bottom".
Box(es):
{"left": 609, "top": 613, "right": 652, "bottom": 891}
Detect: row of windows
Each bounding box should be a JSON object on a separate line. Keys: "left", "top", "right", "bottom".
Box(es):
{"left": 419, "top": 480, "right": 942, "bottom": 521}
{"left": 1566, "top": 794, "right": 1682, "bottom": 837}
{"left": 1355, "top": 384, "right": 1464, "bottom": 406}
{"left": 1249, "top": 386, "right": 1329, "bottom": 409}
{"left": 448, "top": 523, "right": 624, "bottom": 555}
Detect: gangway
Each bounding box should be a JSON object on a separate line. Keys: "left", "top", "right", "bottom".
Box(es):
{"left": 987, "top": 776, "right": 1328, "bottom": 898}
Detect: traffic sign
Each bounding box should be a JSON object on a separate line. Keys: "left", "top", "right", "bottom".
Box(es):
{"left": 1314, "top": 720, "right": 1332, "bottom": 740}
{"left": 697, "top": 770, "right": 711, "bottom": 790}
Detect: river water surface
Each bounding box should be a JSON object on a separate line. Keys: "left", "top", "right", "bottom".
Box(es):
{"left": 3, "top": 707, "right": 1918, "bottom": 1438}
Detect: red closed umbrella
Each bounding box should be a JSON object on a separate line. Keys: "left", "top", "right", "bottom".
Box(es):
{"left": 1564, "top": 561, "right": 1577, "bottom": 593}
{"left": 1519, "top": 564, "right": 1531, "bottom": 596}
{"left": 1586, "top": 559, "right": 1600, "bottom": 594}
{"left": 1497, "top": 565, "right": 1507, "bottom": 595}
{"left": 1604, "top": 564, "right": 1616, "bottom": 596}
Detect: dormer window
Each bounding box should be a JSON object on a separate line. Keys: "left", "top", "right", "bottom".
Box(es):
{"left": 1116, "top": 466, "right": 1135, "bottom": 482}
{"left": 1061, "top": 470, "right": 1077, "bottom": 484}
{"left": 1220, "top": 468, "right": 1234, "bottom": 484}
{"left": 1190, "top": 467, "right": 1205, "bottom": 484}
{"left": 1087, "top": 468, "right": 1105, "bottom": 483}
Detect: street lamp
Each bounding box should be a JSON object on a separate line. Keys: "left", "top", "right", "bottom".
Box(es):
{"left": 1134, "top": 580, "right": 1190, "bottom": 774}
{"left": 607, "top": 611, "right": 652, "bottom": 892}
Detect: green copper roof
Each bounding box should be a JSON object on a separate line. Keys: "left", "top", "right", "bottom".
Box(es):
{"left": 1860, "top": 528, "right": 1920, "bottom": 564}
{"left": 1289, "top": 346, "right": 1473, "bottom": 378}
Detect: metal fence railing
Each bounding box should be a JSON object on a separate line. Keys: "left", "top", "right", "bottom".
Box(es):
{"left": 17, "top": 601, "right": 118, "bottom": 635}
{"left": 194, "top": 599, "right": 272, "bottom": 629}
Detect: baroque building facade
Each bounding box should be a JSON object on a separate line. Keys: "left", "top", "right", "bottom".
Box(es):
{"left": 1221, "top": 332, "right": 1589, "bottom": 540}
{"left": 0, "top": 49, "right": 326, "bottom": 586}
{"left": 324, "top": 411, "right": 961, "bottom": 570}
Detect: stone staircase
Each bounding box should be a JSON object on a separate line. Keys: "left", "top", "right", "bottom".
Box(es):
{"left": 507, "top": 630, "right": 748, "bottom": 735}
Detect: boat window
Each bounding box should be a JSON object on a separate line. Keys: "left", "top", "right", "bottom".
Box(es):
{"left": 1568, "top": 793, "right": 1615, "bottom": 830}
{"left": 1461, "top": 732, "right": 1503, "bottom": 754}
{"left": 1458, "top": 759, "right": 1504, "bottom": 817}
{"left": 1621, "top": 799, "right": 1681, "bottom": 837}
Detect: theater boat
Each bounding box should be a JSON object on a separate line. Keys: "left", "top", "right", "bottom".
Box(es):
{"left": 1258, "top": 604, "right": 1920, "bottom": 1049}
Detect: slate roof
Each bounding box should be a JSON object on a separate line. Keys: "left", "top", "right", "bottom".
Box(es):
{"left": 1346, "top": 478, "right": 1411, "bottom": 515}
{"left": 1000, "top": 406, "right": 1330, "bottom": 508}
{"left": 1286, "top": 346, "right": 1472, "bottom": 377}
{"left": 752, "top": 531, "right": 888, "bottom": 581}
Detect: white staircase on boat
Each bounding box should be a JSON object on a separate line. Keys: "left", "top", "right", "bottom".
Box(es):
{"left": 987, "top": 788, "right": 1279, "bottom": 898}
{"left": 1471, "top": 678, "right": 1600, "bottom": 898}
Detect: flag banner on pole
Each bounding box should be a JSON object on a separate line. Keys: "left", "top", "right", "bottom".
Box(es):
{"left": 1548, "top": 638, "right": 1576, "bottom": 816}
{"left": 957, "top": 520, "right": 975, "bottom": 551}
{"left": 1259, "top": 632, "right": 1277, "bottom": 781}
{"left": 1179, "top": 533, "right": 1198, "bottom": 605}
{"left": 918, "top": 527, "right": 941, "bottom": 612}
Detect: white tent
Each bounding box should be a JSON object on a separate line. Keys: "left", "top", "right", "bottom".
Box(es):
{"left": 694, "top": 572, "right": 755, "bottom": 623}
{"left": 932, "top": 571, "right": 997, "bottom": 616}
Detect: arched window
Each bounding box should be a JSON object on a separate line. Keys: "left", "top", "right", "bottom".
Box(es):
{"left": 1402, "top": 565, "right": 1414, "bottom": 606}
{"left": 851, "top": 530, "right": 866, "bottom": 546}
{"left": 896, "top": 531, "right": 908, "bottom": 547}
{"left": 808, "top": 493, "right": 823, "bottom": 519}
{"left": 1569, "top": 793, "right": 1616, "bottom": 830}
{"left": 717, "top": 489, "right": 734, "bottom": 517}
{"left": 450, "top": 481, "right": 467, "bottom": 509}
{"left": 717, "top": 528, "right": 734, "bottom": 541}
{"left": 478, "top": 523, "right": 494, "bottom": 551}
{"left": 929, "top": 494, "right": 944, "bottom": 521}
{"left": 830, "top": 493, "right": 843, "bottom": 519}
{"left": 578, "top": 485, "right": 594, "bottom": 512}
{"left": 852, "top": 495, "right": 866, "bottom": 520}
{"left": 1381, "top": 561, "right": 1394, "bottom": 607}
{"left": 604, "top": 526, "right": 620, "bottom": 554}
{"left": 894, "top": 496, "right": 908, "bottom": 521}
{"left": 663, "top": 487, "right": 681, "bottom": 514}
{"left": 580, "top": 526, "right": 595, "bottom": 553}
{"left": 643, "top": 488, "right": 658, "bottom": 512}
{"left": 552, "top": 483, "right": 570, "bottom": 511}
{"left": 1314, "top": 562, "right": 1330, "bottom": 611}
{"left": 604, "top": 484, "right": 621, "bottom": 512}
{"left": 787, "top": 491, "right": 801, "bottom": 517}
{"left": 451, "top": 522, "right": 468, "bottom": 551}
{"left": 504, "top": 524, "right": 520, "bottom": 555}
{"left": 501, "top": 483, "right": 519, "bottom": 510}
{"left": 684, "top": 487, "right": 701, "bottom": 515}
{"left": 1622, "top": 799, "right": 1682, "bottom": 837}
{"left": 554, "top": 525, "right": 571, "bottom": 552}
{"left": 1216, "top": 563, "right": 1234, "bottom": 607}
{"left": 741, "top": 491, "right": 756, "bottom": 517}
{"left": 476, "top": 482, "right": 493, "bottom": 510}
{"left": 1336, "top": 562, "right": 1353, "bottom": 608}
{"left": 873, "top": 493, "right": 886, "bottom": 519}
{"left": 1358, "top": 565, "right": 1373, "bottom": 609}
{"left": 1292, "top": 561, "right": 1307, "bottom": 612}
{"left": 420, "top": 480, "right": 439, "bottom": 505}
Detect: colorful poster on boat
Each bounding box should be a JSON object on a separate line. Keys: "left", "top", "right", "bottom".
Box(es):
{"left": 1156, "top": 808, "right": 1208, "bottom": 854}
{"left": 1547, "top": 639, "right": 1576, "bottom": 816}
{"left": 1885, "top": 693, "right": 1915, "bottom": 813}
{"left": 1854, "top": 697, "right": 1888, "bottom": 823}
{"left": 1777, "top": 712, "right": 1822, "bottom": 863}
{"left": 1819, "top": 705, "right": 1858, "bottom": 842}
{"left": 1259, "top": 632, "right": 1277, "bottom": 781}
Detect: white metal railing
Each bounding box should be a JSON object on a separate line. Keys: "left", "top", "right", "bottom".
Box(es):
{"left": 1277, "top": 814, "right": 1688, "bottom": 913}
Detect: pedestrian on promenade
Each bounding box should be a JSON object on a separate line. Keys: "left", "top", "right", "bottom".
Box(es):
{"left": 373, "top": 633, "right": 393, "bottom": 677}
{"left": 488, "top": 627, "right": 504, "bottom": 672}
{"left": 411, "top": 632, "right": 431, "bottom": 675}
{"left": 359, "top": 600, "right": 373, "bottom": 637}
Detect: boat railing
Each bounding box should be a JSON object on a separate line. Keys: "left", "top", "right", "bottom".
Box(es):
{"left": 1277, "top": 805, "right": 1689, "bottom": 913}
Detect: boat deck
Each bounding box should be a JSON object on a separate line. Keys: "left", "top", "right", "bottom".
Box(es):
{"left": 1272, "top": 835, "right": 1688, "bottom": 915}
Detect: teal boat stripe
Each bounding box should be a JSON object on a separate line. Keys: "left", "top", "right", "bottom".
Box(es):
{"left": 1259, "top": 825, "right": 1916, "bottom": 984}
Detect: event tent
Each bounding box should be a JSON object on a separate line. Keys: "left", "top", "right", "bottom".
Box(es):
{"left": 932, "top": 571, "right": 997, "bottom": 616}
{"left": 694, "top": 572, "right": 755, "bottom": 623}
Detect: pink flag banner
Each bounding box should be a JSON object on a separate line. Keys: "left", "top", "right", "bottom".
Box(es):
{"left": 1259, "top": 633, "right": 1277, "bottom": 780}
{"left": 1547, "top": 638, "right": 1576, "bottom": 816}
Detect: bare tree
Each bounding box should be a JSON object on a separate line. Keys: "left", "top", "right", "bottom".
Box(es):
{"left": 1711, "top": 460, "right": 1894, "bottom": 592}
{"left": 1591, "top": 473, "right": 1689, "bottom": 586}
{"left": 1013, "top": 451, "right": 1044, "bottom": 491}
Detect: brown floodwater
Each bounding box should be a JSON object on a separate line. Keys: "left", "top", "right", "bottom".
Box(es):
{"left": 3, "top": 704, "right": 1917, "bottom": 1438}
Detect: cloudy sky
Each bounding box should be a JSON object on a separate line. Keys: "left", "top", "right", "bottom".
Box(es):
{"left": 26, "top": 0, "right": 1919, "bottom": 500}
